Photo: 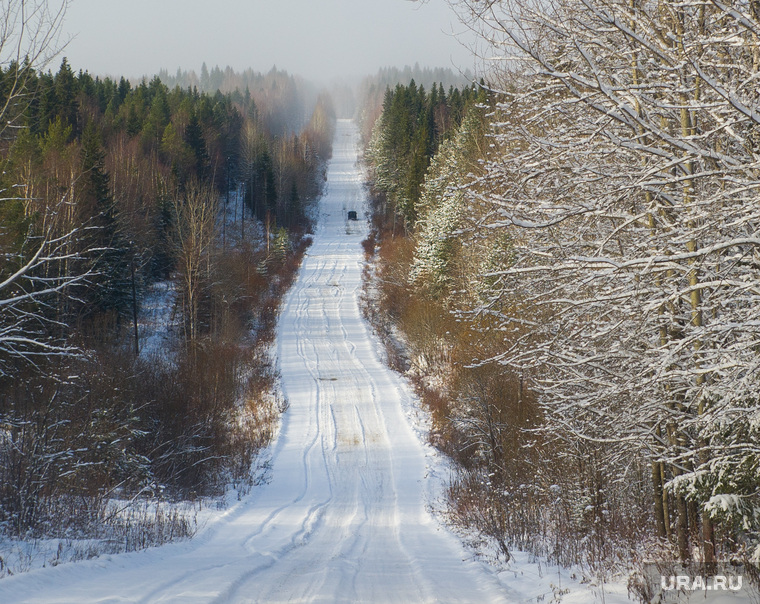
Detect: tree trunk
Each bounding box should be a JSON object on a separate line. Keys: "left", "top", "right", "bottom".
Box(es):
{"left": 676, "top": 491, "right": 690, "bottom": 562}
{"left": 131, "top": 258, "right": 139, "bottom": 356}
{"left": 652, "top": 460, "right": 667, "bottom": 538}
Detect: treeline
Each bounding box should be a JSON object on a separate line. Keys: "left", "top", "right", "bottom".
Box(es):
{"left": 356, "top": 66, "right": 473, "bottom": 144}
{"left": 365, "top": 80, "right": 482, "bottom": 233}
{"left": 157, "top": 64, "right": 316, "bottom": 136}
{"left": 0, "top": 56, "right": 334, "bottom": 539}
{"left": 364, "top": 81, "right": 529, "bottom": 559}
{"left": 365, "top": 2, "right": 760, "bottom": 588}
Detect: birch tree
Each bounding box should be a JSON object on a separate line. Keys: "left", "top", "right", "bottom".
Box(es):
{"left": 0, "top": 0, "right": 96, "bottom": 376}
{"left": 172, "top": 180, "right": 217, "bottom": 346}
{"left": 0, "top": 0, "right": 68, "bottom": 144}
{"left": 449, "top": 0, "right": 760, "bottom": 565}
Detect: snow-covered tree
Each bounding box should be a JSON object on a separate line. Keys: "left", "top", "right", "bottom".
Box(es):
{"left": 411, "top": 105, "right": 488, "bottom": 296}
{"left": 0, "top": 0, "right": 94, "bottom": 376}
{"left": 448, "top": 0, "right": 760, "bottom": 565}
{"left": 0, "top": 0, "right": 68, "bottom": 142}
{"left": 0, "top": 222, "right": 92, "bottom": 375}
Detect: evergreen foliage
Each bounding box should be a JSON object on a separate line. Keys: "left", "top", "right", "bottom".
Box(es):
{"left": 157, "top": 64, "right": 317, "bottom": 137}
{"left": 410, "top": 105, "right": 488, "bottom": 296}
{"left": 367, "top": 81, "right": 479, "bottom": 232}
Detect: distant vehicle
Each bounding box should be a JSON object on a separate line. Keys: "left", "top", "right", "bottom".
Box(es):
{"left": 347, "top": 211, "right": 358, "bottom": 221}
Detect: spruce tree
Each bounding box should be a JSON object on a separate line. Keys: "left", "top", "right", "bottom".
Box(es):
{"left": 184, "top": 110, "right": 210, "bottom": 180}
{"left": 79, "top": 121, "right": 130, "bottom": 317}
{"left": 54, "top": 58, "right": 78, "bottom": 135}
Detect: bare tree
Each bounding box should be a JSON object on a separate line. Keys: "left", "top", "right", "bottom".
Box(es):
{"left": 0, "top": 1, "right": 90, "bottom": 376}
{"left": 172, "top": 180, "right": 218, "bottom": 346}
{"left": 0, "top": 217, "right": 92, "bottom": 375}
{"left": 0, "top": 0, "right": 68, "bottom": 145}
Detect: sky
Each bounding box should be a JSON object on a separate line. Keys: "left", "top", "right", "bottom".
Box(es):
{"left": 58, "top": 0, "right": 478, "bottom": 83}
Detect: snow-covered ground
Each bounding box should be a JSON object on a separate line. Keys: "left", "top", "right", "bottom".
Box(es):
{"left": 0, "top": 119, "right": 712, "bottom": 603}
{"left": 137, "top": 279, "right": 178, "bottom": 362}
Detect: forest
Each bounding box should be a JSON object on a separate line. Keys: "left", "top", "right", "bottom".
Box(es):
{"left": 0, "top": 32, "right": 335, "bottom": 549}
{"left": 3, "top": 0, "right": 760, "bottom": 597}
{"left": 157, "top": 64, "right": 319, "bottom": 137}
{"left": 361, "top": 0, "right": 760, "bottom": 594}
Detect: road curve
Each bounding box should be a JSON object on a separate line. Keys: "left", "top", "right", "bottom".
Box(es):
{"left": 0, "top": 119, "right": 508, "bottom": 604}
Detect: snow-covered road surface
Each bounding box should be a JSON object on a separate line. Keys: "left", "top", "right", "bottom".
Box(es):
{"left": 0, "top": 120, "right": 508, "bottom": 603}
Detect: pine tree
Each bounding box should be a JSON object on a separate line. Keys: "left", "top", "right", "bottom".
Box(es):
{"left": 117, "top": 76, "right": 130, "bottom": 102}
{"left": 141, "top": 89, "right": 171, "bottom": 150}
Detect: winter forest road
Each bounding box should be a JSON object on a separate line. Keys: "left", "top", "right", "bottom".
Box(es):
{"left": 0, "top": 120, "right": 508, "bottom": 603}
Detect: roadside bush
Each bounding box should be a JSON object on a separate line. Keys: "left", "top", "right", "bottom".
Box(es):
{"left": 363, "top": 186, "right": 653, "bottom": 580}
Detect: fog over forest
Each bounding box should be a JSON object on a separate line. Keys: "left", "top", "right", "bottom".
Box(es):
{"left": 59, "top": 0, "right": 478, "bottom": 84}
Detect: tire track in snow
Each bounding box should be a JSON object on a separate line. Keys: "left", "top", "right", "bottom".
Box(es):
{"left": 224, "top": 240, "right": 369, "bottom": 602}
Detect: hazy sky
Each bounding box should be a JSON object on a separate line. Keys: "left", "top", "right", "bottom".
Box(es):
{"left": 59, "top": 0, "right": 477, "bottom": 83}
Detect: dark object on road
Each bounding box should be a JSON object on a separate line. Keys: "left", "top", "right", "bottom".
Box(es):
{"left": 347, "top": 211, "right": 358, "bottom": 221}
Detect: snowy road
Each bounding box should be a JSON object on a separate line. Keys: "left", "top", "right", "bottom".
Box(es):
{"left": 0, "top": 120, "right": 508, "bottom": 603}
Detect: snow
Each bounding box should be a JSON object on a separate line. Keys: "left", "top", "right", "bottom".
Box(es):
{"left": 137, "top": 280, "right": 178, "bottom": 362}
{"left": 0, "top": 119, "right": 644, "bottom": 602}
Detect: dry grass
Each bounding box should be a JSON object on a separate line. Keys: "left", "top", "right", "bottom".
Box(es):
{"left": 0, "top": 229, "right": 310, "bottom": 561}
